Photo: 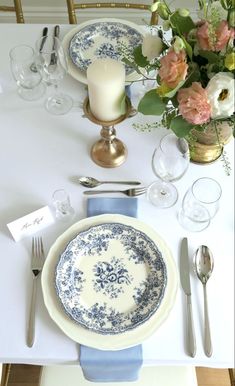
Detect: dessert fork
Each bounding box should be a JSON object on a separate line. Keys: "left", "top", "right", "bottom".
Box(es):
{"left": 83, "top": 187, "right": 147, "bottom": 197}
{"left": 27, "top": 237, "right": 45, "bottom": 348}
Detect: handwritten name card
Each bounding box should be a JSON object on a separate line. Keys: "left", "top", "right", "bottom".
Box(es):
{"left": 7, "top": 206, "right": 55, "bottom": 241}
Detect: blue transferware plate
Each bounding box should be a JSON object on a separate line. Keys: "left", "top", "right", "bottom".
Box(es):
{"left": 55, "top": 222, "right": 167, "bottom": 335}
{"left": 69, "top": 21, "right": 143, "bottom": 75}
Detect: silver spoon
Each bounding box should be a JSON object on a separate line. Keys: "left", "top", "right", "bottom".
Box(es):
{"left": 194, "top": 245, "right": 214, "bottom": 357}
{"left": 76, "top": 176, "right": 141, "bottom": 188}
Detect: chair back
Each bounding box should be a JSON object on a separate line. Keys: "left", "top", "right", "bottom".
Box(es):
{"left": 66, "top": 0, "right": 158, "bottom": 25}
{"left": 0, "top": 0, "right": 24, "bottom": 23}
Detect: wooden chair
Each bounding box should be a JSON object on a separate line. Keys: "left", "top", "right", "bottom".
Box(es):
{"left": 0, "top": 364, "right": 11, "bottom": 386}
{"left": 0, "top": 0, "right": 24, "bottom": 23}
{"left": 66, "top": 0, "right": 158, "bottom": 25}
{"left": 40, "top": 365, "right": 198, "bottom": 386}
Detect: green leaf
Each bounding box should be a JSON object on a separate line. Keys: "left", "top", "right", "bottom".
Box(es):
{"left": 170, "top": 116, "right": 194, "bottom": 137}
{"left": 181, "top": 36, "right": 193, "bottom": 60}
{"left": 163, "top": 79, "right": 186, "bottom": 98}
{"left": 198, "top": 50, "right": 219, "bottom": 63}
{"left": 133, "top": 45, "right": 149, "bottom": 67}
{"left": 118, "top": 92, "right": 127, "bottom": 115}
{"left": 183, "top": 65, "right": 201, "bottom": 88}
{"left": 170, "top": 12, "right": 195, "bottom": 35}
{"left": 138, "top": 90, "right": 166, "bottom": 115}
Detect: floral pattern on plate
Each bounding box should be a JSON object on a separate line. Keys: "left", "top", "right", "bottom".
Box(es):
{"left": 69, "top": 21, "right": 143, "bottom": 75}
{"left": 55, "top": 222, "right": 167, "bottom": 335}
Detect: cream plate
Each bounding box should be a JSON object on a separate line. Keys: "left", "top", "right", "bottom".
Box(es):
{"left": 41, "top": 214, "right": 178, "bottom": 350}
{"left": 62, "top": 18, "right": 144, "bottom": 85}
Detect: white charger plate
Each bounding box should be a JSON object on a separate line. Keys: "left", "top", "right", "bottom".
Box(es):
{"left": 62, "top": 18, "right": 144, "bottom": 85}
{"left": 41, "top": 214, "right": 178, "bottom": 350}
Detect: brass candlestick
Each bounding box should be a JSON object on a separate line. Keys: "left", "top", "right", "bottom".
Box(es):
{"left": 83, "top": 97, "right": 131, "bottom": 168}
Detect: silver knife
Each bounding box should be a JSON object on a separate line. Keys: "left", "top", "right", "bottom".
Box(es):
{"left": 39, "top": 26, "right": 48, "bottom": 53}
{"left": 50, "top": 25, "right": 60, "bottom": 65}
{"left": 180, "top": 237, "right": 196, "bottom": 357}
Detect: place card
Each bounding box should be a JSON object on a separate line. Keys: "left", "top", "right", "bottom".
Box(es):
{"left": 7, "top": 206, "right": 55, "bottom": 242}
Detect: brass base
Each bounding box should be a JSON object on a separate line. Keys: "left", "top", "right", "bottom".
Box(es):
{"left": 190, "top": 141, "right": 223, "bottom": 164}
{"left": 83, "top": 97, "right": 131, "bottom": 168}
{"left": 91, "top": 133, "right": 127, "bottom": 168}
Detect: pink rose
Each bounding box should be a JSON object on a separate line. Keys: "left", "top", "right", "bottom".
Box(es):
{"left": 177, "top": 82, "right": 212, "bottom": 125}
{"left": 215, "top": 21, "right": 234, "bottom": 51}
{"left": 158, "top": 49, "right": 188, "bottom": 89}
{"left": 197, "top": 20, "right": 234, "bottom": 51}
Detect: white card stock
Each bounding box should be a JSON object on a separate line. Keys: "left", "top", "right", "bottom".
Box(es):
{"left": 7, "top": 206, "right": 55, "bottom": 241}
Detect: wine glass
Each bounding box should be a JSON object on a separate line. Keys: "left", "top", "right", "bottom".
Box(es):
{"left": 178, "top": 177, "right": 222, "bottom": 231}
{"left": 147, "top": 133, "right": 190, "bottom": 208}
{"left": 9, "top": 45, "right": 45, "bottom": 101}
{"left": 35, "top": 36, "right": 73, "bottom": 115}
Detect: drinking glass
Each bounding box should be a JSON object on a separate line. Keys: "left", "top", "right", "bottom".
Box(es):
{"left": 147, "top": 133, "right": 190, "bottom": 208}
{"left": 35, "top": 36, "right": 73, "bottom": 115}
{"left": 178, "top": 177, "right": 222, "bottom": 231}
{"left": 52, "top": 189, "right": 75, "bottom": 222}
{"left": 9, "top": 45, "right": 45, "bottom": 101}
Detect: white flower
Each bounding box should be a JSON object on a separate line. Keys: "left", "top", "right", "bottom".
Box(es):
{"left": 206, "top": 72, "right": 235, "bottom": 119}
{"left": 142, "top": 35, "right": 163, "bottom": 61}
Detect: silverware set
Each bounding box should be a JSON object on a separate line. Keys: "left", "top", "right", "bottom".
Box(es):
{"left": 73, "top": 176, "right": 147, "bottom": 196}
{"left": 30, "top": 25, "right": 59, "bottom": 73}
{"left": 180, "top": 237, "right": 214, "bottom": 358}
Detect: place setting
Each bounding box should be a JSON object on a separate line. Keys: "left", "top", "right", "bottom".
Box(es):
{"left": 0, "top": 2, "right": 234, "bottom": 383}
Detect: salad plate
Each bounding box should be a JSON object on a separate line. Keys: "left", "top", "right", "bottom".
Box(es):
{"left": 69, "top": 20, "right": 142, "bottom": 76}
{"left": 41, "top": 214, "right": 178, "bottom": 350}
{"left": 62, "top": 19, "right": 144, "bottom": 85}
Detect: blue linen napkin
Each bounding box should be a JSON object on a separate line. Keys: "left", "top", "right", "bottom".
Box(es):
{"left": 80, "top": 197, "right": 143, "bottom": 382}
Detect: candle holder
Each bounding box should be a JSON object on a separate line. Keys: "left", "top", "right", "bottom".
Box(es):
{"left": 83, "top": 97, "right": 131, "bottom": 168}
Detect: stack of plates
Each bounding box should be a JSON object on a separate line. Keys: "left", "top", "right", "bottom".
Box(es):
{"left": 41, "top": 214, "right": 178, "bottom": 350}
{"left": 62, "top": 18, "right": 145, "bottom": 85}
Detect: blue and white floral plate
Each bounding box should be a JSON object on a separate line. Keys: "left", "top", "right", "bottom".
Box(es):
{"left": 41, "top": 214, "right": 178, "bottom": 350}
{"left": 62, "top": 19, "right": 144, "bottom": 85}
{"left": 69, "top": 20, "right": 142, "bottom": 76}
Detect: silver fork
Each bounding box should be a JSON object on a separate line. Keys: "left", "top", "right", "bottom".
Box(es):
{"left": 83, "top": 187, "right": 147, "bottom": 197}
{"left": 27, "top": 237, "right": 45, "bottom": 348}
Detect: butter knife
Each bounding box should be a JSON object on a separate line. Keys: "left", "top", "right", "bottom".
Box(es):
{"left": 50, "top": 25, "right": 60, "bottom": 65}
{"left": 39, "top": 26, "right": 48, "bottom": 53}
{"left": 180, "top": 237, "right": 196, "bottom": 357}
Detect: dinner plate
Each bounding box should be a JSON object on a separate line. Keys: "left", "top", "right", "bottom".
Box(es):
{"left": 41, "top": 214, "right": 178, "bottom": 350}
{"left": 55, "top": 222, "right": 167, "bottom": 334}
{"left": 62, "top": 18, "right": 145, "bottom": 85}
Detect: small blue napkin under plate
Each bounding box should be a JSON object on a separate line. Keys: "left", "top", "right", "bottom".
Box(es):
{"left": 80, "top": 197, "right": 143, "bottom": 382}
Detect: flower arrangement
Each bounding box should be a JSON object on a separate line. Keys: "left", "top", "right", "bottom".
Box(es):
{"left": 124, "top": 0, "right": 235, "bottom": 172}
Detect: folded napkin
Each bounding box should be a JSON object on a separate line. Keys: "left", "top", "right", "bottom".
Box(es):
{"left": 80, "top": 197, "right": 143, "bottom": 382}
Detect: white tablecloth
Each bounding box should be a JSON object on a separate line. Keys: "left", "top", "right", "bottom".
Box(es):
{"left": 0, "top": 23, "right": 234, "bottom": 368}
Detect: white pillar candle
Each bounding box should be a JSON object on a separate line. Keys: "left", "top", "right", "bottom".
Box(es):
{"left": 87, "top": 58, "right": 126, "bottom": 122}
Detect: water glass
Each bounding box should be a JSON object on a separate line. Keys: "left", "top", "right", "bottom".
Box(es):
{"left": 52, "top": 189, "right": 75, "bottom": 222}
{"left": 178, "top": 177, "right": 222, "bottom": 231}
{"left": 147, "top": 133, "right": 190, "bottom": 208}
{"left": 9, "top": 45, "right": 45, "bottom": 101}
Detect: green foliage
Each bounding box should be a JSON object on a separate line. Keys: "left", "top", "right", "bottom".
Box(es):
{"left": 198, "top": 50, "right": 220, "bottom": 63}
{"left": 169, "top": 12, "right": 195, "bottom": 34}
{"left": 170, "top": 116, "right": 195, "bottom": 137}
{"left": 138, "top": 90, "right": 166, "bottom": 115}
{"left": 133, "top": 45, "right": 149, "bottom": 67}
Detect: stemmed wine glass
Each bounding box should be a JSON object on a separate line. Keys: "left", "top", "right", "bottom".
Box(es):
{"left": 35, "top": 36, "right": 73, "bottom": 115}
{"left": 147, "top": 133, "right": 190, "bottom": 208}
{"left": 9, "top": 45, "right": 45, "bottom": 101}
